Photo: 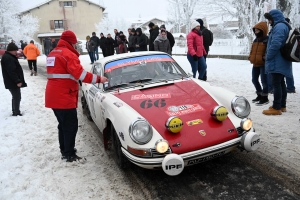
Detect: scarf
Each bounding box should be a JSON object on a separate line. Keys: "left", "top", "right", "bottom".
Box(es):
{"left": 154, "top": 34, "right": 167, "bottom": 43}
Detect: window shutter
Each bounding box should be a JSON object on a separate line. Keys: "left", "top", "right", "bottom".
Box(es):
{"left": 50, "top": 20, "right": 54, "bottom": 30}
{"left": 59, "top": 2, "right": 63, "bottom": 7}
{"left": 73, "top": 1, "right": 77, "bottom": 7}
{"left": 63, "top": 20, "right": 68, "bottom": 30}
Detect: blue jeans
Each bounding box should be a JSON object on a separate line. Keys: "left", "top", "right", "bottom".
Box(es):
{"left": 286, "top": 73, "right": 295, "bottom": 91}
{"left": 271, "top": 73, "right": 287, "bottom": 110}
{"left": 187, "top": 54, "right": 207, "bottom": 79}
{"left": 252, "top": 66, "right": 268, "bottom": 95}
{"left": 94, "top": 47, "right": 99, "bottom": 60}
{"left": 52, "top": 108, "right": 78, "bottom": 157}
{"left": 268, "top": 73, "right": 273, "bottom": 92}
{"left": 88, "top": 52, "right": 95, "bottom": 63}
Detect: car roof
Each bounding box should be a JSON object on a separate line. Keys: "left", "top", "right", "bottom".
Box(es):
{"left": 95, "top": 51, "right": 171, "bottom": 66}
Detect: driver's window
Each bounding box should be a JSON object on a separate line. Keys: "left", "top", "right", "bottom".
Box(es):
{"left": 92, "top": 63, "right": 103, "bottom": 76}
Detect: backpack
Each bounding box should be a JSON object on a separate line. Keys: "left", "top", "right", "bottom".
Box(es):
{"left": 280, "top": 23, "right": 300, "bottom": 62}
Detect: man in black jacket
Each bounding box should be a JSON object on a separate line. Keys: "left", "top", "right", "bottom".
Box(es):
{"left": 91, "top": 32, "right": 100, "bottom": 60}
{"left": 1, "top": 43, "right": 27, "bottom": 116}
{"left": 135, "top": 28, "right": 148, "bottom": 51}
{"left": 160, "top": 25, "right": 175, "bottom": 55}
{"left": 99, "top": 33, "right": 108, "bottom": 57}
{"left": 113, "top": 29, "right": 120, "bottom": 54}
{"left": 196, "top": 19, "right": 213, "bottom": 81}
{"left": 148, "top": 22, "right": 159, "bottom": 51}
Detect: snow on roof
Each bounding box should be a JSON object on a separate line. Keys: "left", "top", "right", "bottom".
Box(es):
{"left": 172, "top": 33, "right": 186, "bottom": 38}
{"left": 20, "top": 0, "right": 105, "bottom": 14}
{"left": 37, "top": 33, "right": 62, "bottom": 37}
{"left": 224, "top": 27, "right": 239, "bottom": 31}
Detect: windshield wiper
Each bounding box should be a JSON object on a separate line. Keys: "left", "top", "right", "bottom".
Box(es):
{"left": 129, "top": 78, "right": 152, "bottom": 84}
{"left": 106, "top": 83, "right": 129, "bottom": 90}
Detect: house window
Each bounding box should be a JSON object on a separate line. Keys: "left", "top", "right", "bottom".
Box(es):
{"left": 54, "top": 20, "right": 64, "bottom": 29}
{"left": 63, "top": 1, "right": 73, "bottom": 6}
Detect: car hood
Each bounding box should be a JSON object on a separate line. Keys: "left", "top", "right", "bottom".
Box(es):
{"left": 114, "top": 80, "right": 238, "bottom": 154}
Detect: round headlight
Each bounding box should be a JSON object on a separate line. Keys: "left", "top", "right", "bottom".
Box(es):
{"left": 241, "top": 118, "right": 253, "bottom": 131}
{"left": 231, "top": 96, "right": 251, "bottom": 118}
{"left": 129, "top": 118, "right": 153, "bottom": 145}
{"left": 155, "top": 139, "right": 169, "bottom": 153}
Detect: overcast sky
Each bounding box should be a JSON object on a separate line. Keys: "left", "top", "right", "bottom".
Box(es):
{"left": 20, "top": 0, "right": 169, "bottom": 20}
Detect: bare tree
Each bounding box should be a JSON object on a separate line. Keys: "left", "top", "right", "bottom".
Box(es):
{"left": 168, "top": 0, "right": 199, "bottom": 34}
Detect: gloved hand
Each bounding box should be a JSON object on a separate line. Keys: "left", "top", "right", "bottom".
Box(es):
{"left": 97, "top": 76, "right": 108, "bottom": 83}
{"left": 193, "top": 55, "right": 198, "bottom": 61}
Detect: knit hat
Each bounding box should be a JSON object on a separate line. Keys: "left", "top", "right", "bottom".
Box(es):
{"left": 131, "top": 28, "right": 136, "bottom": 32}
{"left": 160, "top": 24, "right": 166, "bottom": 29}
{"left": 148, "top": 22, "right": 155, "bottom": 28}
{"left": 60, "top": 30, "right": 77, "bottom": 44}
{"left": 196, "top": 19, "right": 204, "bottom": 27}
{"left": 7, "top": 43, "right": 18, "bottom": 51}
{"left": 191, "top": 20, "right": 200, "bottom": 30}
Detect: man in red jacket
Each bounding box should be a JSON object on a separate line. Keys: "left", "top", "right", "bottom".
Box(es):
{"left": 45, "top": 30, "right": 107, "bottom": 162}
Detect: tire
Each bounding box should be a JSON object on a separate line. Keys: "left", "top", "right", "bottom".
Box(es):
{"left": 81, "top": 94, "right": 93, "bottom": 121}
{"left": 111, "top": 124, "right": 129, "bottom": 169}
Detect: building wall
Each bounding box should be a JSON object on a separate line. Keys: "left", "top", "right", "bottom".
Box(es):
{"left": 21, "top": 0, "right": 103, "bottom": 43}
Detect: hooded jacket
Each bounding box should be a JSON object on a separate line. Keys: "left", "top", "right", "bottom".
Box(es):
{"left": 149, "top": 25, "right": 159, "bottom": 51}
{"left": 265, "top": 9, "right": 292, "bottom": 78}
{"left": 45, "top": 39, "right": 100, "bottom": 109}
{"left": 136, "top": 28, "right": 148, "bottom": 51}
{"left": 249, "top": 22, "right": 269, "bottom": 67}
{"left": 154, "top": 35, "right": 171, "bottom": 54}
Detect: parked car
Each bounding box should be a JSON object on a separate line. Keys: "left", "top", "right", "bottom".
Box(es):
{"left": 0, "top": 43, "right": 24, "bottom": 59}
{"left": 81, "top": 51, "right": 260, "bottom": 176}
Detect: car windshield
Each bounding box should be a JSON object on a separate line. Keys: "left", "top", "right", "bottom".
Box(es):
{"left": 103, "top": 54, "right": 188, "bottom": 90}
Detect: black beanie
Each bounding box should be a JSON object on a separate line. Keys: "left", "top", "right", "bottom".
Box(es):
{"left": 196, "top": 19, "right": 204, "bottom": 27}
{"left": 7, "top": 43, "right": 19, "bottom": 51}
{"left": 148, "top": 22, "right": 155, "bottom": 28}
{"left": 131, "top": 28, "right": 136, "bottom": 32}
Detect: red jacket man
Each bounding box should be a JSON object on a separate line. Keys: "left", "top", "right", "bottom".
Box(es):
{"left": 45, "top": 30, "right": 107, "bottom": 162}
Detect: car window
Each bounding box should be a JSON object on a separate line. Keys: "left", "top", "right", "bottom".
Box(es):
{"left": 92, "top": 63, "right": 103, "bottom": 76}
{"left": 103, "top": 54, "right": 188, "bottom": 90}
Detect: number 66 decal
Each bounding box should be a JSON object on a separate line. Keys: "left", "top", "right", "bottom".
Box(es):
{"left": 140, "top": 99, "right": 166, "bottom": 109}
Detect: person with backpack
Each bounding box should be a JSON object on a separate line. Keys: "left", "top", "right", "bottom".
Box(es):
{"left": 263, "top": 10, "right": 292, "bottom": 115}
{"left": 248, "top": 22, "right": 269, "bottom": 106}
{"left": 196, "top": 19, "right": 213, "bottom": 81}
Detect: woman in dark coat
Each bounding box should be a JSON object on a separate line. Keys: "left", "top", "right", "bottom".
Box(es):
{"left": 135, "top": 28, "right": 148, "bottom": 51}
{"left": 117, "top": 31, "right": 128, "bottom": 54}
{"left": 106, "top": 34, "right": 115, "bottom": 56}
{"left": 154, "top": 30, "right": 171, "bottom": 54}
{"left": 1, "top": 43, "right": 27, "bottom": 116}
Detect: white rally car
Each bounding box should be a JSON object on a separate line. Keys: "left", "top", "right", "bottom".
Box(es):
{"left": 81, "top": 51, "right": 260, "bottom": 176}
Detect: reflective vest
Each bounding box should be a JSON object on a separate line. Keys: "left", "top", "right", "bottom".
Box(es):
{"left": 45, "top": 39, "right": 99, "bottom": 109}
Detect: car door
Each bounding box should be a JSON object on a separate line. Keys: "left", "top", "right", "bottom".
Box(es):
{"left": 89, "top": 63, "right": 106, "bottom": 131}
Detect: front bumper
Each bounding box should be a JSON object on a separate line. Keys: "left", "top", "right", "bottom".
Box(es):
{"left": 121, "top": 137, "right": 242, "bottom": 169}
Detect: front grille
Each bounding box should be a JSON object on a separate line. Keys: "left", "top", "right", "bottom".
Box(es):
{"left": 150, "top": 148, "right": 172, "bottom": 158}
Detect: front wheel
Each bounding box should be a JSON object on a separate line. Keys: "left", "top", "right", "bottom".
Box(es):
{"left": 111, "top": 124, "right": 129, "bottom": 168}
{"left": 81, "top": 94, "right": 93, "bottom": 121}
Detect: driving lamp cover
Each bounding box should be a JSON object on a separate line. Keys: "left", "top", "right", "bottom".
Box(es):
{"left": 165, "top": 116, "right": 183, "bottom": 133}
{"left": 211, "top": 106, "right": 228, "bottom": 121}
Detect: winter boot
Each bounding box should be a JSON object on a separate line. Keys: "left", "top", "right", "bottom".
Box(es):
{"left": 66, "top": 154, "right": 82, "bottom": 162}
{"left": 30, "top": 70, "right": 34, "bottom": 76}
{"left": 252, "top": 94, "right": 261, "bottom": 103}
{"left": 281, "top": 107, "right": 287, "bottom": 112}
{"left": 255, "top": 96, "right": 269, "bottom": 106}
{"left": 263, "top": 106, "right": 282, "bottom": 115}
{"left": 34, "top": 71, "right": 37, "bottom": 76}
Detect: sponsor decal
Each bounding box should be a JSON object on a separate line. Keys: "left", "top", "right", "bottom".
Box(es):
{"left": 166, "top": 117, "right": 183, "bottom": 133}
{"left": 46, "top": 57, "right": 55, "bottom": 67}
{"left": 113, "top": 102, "right": 123, "bottom": 107}
{"left": 101, "top": 96, "right": 106, "bottom": 102}
{"left": 104, "top": 55, "right": 174, "bottom": 73}
{"left": 199, "top": 130, "right": 206, "bottom": 136}
{"left": 131, "top": 93, "right": 171, "bottom": 100}
{"left": 187, "top": 151, "right": 226, "bottom": 165}
{"left": 186, "top": 119, "right": 203, "bottom": 126}
{"left": 119, "top": 132, "right": 124, "bottom": 141}
{"left": 166, "top": 104, "right": 204, "bottom": 116}
{"left": 251, "top": 138, "right": 260, "bottom": 147}
{"left": 140, "top": 99, "right": 166, "bottom": 109}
